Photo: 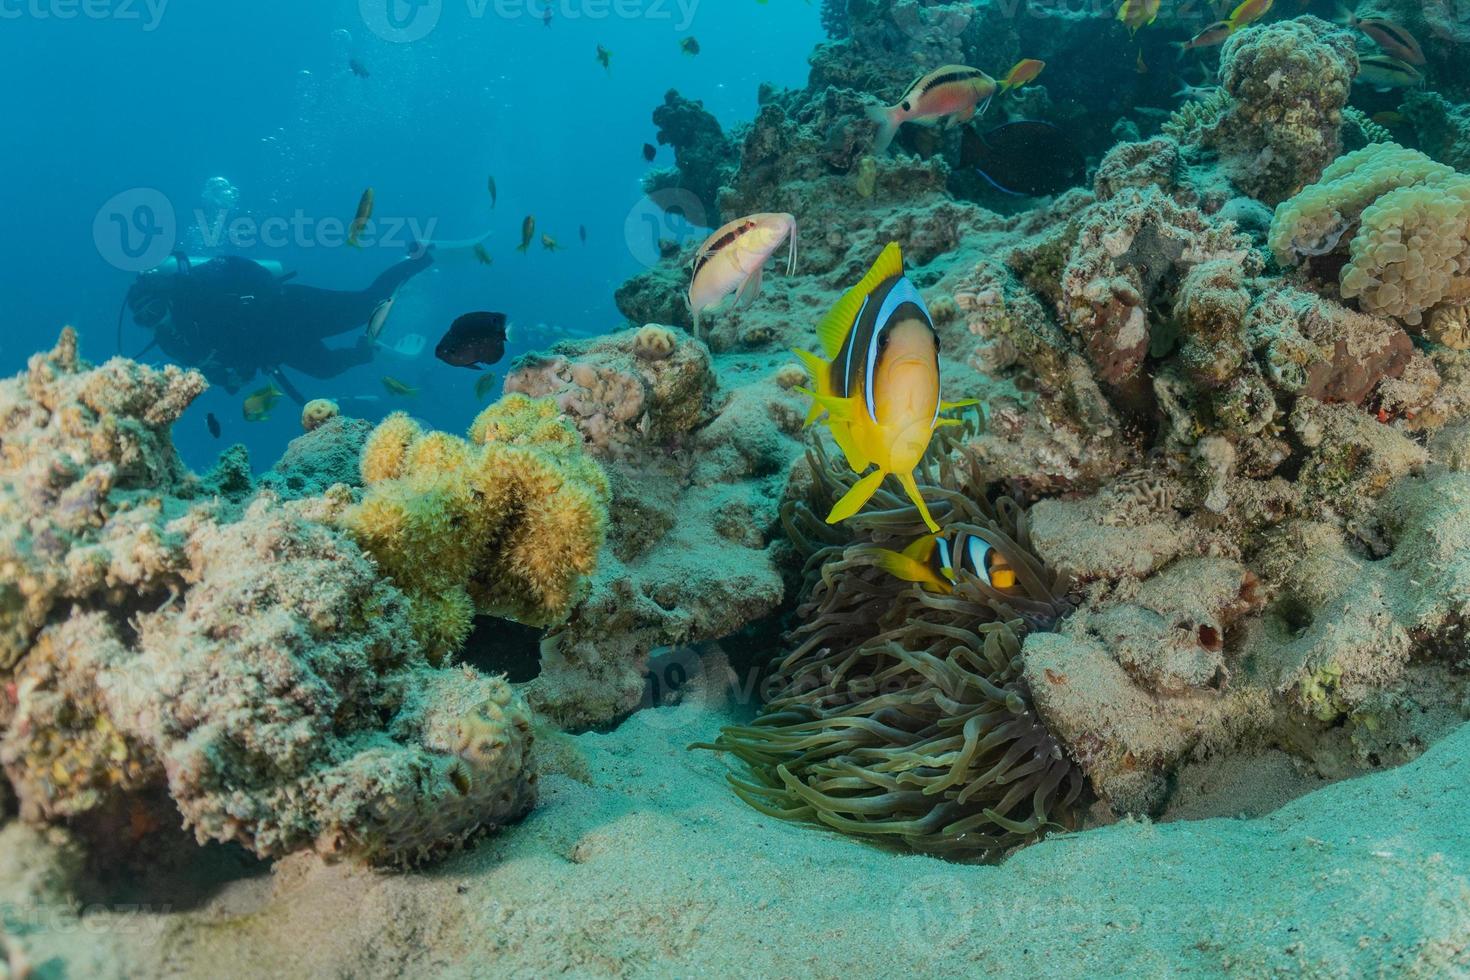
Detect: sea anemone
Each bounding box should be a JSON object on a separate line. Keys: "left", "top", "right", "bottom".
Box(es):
{"left": 698, "top": 436, "right": 1086, "bottom": 860}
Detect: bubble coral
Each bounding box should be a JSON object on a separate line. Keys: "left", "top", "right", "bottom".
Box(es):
{"left": 1270, "top": 143, "right": 1470, "bottom": 328}
{"left": 342, "top": 394, "right": 609, "bottom": 662}
{"left": 300, "top": 398, "right": 340, "bottom": 432}
{"left": 698, "top": 437, "right": 1085, "bottom": 860}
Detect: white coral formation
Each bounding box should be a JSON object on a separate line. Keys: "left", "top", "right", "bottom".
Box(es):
{"left": 1270, "top": 143, "right": 1470, "bottom": 327}
{"left": 0, "top": 332, "right": 536, "bottom": 865}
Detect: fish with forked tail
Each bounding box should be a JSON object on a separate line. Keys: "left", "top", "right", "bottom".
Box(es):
{"left": 867, "top": 65, "right": 998, "bottom": 155}
{"left": 794, "top": 242, "right": 975, "bottom": 533}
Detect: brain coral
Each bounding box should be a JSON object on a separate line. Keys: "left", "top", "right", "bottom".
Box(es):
{"left": 1270, "top": 143, "right": 1470, "bottom": 327}
{"left": 343, "top": 394, "right": 610, "bottom": 661}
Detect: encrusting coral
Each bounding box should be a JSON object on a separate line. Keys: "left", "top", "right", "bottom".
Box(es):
{"left": 0, "top": 331, "right": 537, "bottom": 866}
{"left": 1203, "top": 17, "right": 1359, "bottom": 204}
{"left": 698, "top": 436, "right": 1085, "bottom": 860}
{"left": 342, "top": 394, "right": 610, "bottom": 661}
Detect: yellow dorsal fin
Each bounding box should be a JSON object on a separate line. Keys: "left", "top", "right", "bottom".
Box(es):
{"left": 900, "top": 533, "right": 940, "bottom": 563}
{"left": 813, "top": 242, "right": 905, "bottom": 359}
{"left": 863, "top": 545, "right": 951, "bottom": 592}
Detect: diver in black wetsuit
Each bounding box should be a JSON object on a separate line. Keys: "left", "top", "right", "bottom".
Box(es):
{"left": 122, "top": 248, "right": 433, "bottom": 399}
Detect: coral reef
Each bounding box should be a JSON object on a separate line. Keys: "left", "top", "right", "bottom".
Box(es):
{"left": 642, "top": 90, "right": 738, "bottom": 224}
{"left": 701, "top": 439, "right": 1083, "bottom": 859}
{"left": 1270, "top": 143, "right": 1470, "bottom": 329}
{"left": 342, "top": 395, "right": 610, "bottom": 661}
{"left": 0, "top": 332, "right": 536, "bottom": 865}
{"left": 1203, "top": 18, "right": 1359, "bottom": 204}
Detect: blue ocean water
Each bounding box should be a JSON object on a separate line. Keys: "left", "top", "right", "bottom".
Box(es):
{"left": 0, "top": 0, "right": 821, "bottom": 470}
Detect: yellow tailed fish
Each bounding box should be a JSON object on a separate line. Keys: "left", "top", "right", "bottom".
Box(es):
{"left": 794, "top": 241, "right": 974, "bottom": 533}
{"left": 864, "top": 531, "right": 1018, "bottom": 595}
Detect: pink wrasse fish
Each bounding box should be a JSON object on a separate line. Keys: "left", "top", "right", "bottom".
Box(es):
{"left": 687, "top": 213, "right": 797, "bottom": 336}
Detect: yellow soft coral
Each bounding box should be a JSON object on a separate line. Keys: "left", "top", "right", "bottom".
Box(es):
{"left": 1270, "top": 143, "right": 1470, "bottom": 327}
{"left": 344, "top": 395, "right": 609, "bottom": 663}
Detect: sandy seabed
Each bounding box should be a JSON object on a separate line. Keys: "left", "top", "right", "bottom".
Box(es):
{"left": 3, "top": 694, "right": 1467, "bottom": 979}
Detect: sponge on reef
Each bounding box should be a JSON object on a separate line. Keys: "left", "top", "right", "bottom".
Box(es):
{"left": 343, "top": 394, "right": 610, "bottom": 661}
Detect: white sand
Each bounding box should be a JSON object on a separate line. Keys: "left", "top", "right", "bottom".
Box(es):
{"left": 3, "top": 700, "right": 1468, "bottom": 978}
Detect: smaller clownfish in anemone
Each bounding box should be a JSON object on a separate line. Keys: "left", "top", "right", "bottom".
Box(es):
{"left": 795, "top": 242, "right": 975, "bottom": 533}
{"left": 864, "top": 530, "right": 1018, "bottom": 594}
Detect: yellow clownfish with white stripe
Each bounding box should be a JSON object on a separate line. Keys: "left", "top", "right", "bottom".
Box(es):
{"left": 795, "top": 242, "right": 974, "bottom": 533}
{"left": 864, "top": 530, "right": 1018, "bottom": 594}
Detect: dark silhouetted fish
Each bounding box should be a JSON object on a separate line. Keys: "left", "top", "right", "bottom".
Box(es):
{"left": 206, "top": 412, "right": 221, "bottom": 438}
{"left": 642, "top": 143, "right": 657, "bottom": 162}
{"left": 349, "top": 58, "right": 370, "bottom": 78}
{"left": 960, "top": 121, "right": 1085, "bottom": 197}
{"left": 437, "top": 312, "right": 509, "bottom": 369}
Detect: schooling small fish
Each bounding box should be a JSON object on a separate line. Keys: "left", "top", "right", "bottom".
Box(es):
{"left": 1117, "top": 0, "right": 1161, "bottom": 35}
{"left": 518, "top": 215, "right": 536, "bottom": 253}
{"left": 1177, "top": 20, "right": 1235, "bottom": 50}
{"left": 348, "top": 187, "right": 374, "bottom": 248}
{"left": 542, "top": 233, "right": 561, "bottom": 251}
{"left": 1349, "top": 15, "right": 1425, "bottom": 65}
{"left": 865, "top": 531, "right": 1018, "bottom": 595}
{"left": 596, "top": 44, "right": 612, "bottom": 72}
{"left": 1355, "top": 54, "right": 1423, "bottom": 89}
{"left": 680, "top": 37, "right": 700, "bottom": 56}
{"left": 206, "top": 412, "right": 222, "bottom": 438}
{"left": 242, "top": 384, "right": 283, "bottom": 422}
{"left": 793, "top": 242, "right": 973, "bottom": 533}
{"left": 437, "top": 312, "right": 508, "bottom": 369}
{"left": 488, "top": 175, "right": 497, "bottom": 208}
{"left": 998, "top": 58, "right": 1045, "bottom": 92}
{"left": 867, "top": 65, "right": 998, "bottom": 154}
{"left": 366, "top": 293, "right": 396, "bottom": 341}
{"left": 1225, "top": 0, "right": 1272, "bottom": 29}
{"left": 349, "top": 57, "right": 369, "bottom": 78}
{"left": 475, "top": 372, "right": 499, "bottom": 401}
{"left": 687, "top": 212, "right": 798, "bottom": 336}
{"left": 474, "top": 243, "right": 493, "bottom": 266}
{"left": 642, "top": 142, "right": 657, "bottom": 162}
{"left": 381, "top": 376, "right": 419, "bottom": 397}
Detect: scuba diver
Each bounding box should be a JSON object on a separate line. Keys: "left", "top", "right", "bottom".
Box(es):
{"left": 120, "top": 247, "right": 433, "bottom": 402}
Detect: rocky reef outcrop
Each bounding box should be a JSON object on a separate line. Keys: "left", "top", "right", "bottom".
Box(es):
{"left": 0, "top": 331, "right": 542, "bottom": 865}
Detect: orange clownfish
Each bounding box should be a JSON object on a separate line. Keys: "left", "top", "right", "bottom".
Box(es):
{"left": 795, "top": 242, "right": 974, "bottom": 533}
{"left": 866, "top": 65, "right": 998, "bottom": 155}
{"left": 865, "top": 530, "right": 1018, "bottom": 594}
